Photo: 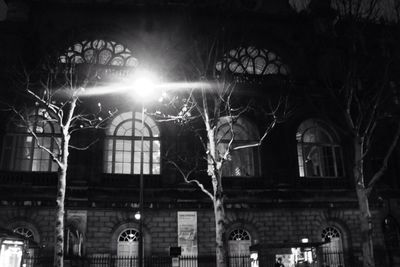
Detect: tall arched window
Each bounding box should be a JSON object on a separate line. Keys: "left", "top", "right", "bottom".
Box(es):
{"left": 216, "top": 117, "right": 260, "bottom": 177}
{"left": 296, "top": 119, "right": 344, "bottom": 178}
{"left": 1, "top": 109, "right": 60, "bottom": 172}
{"left": 104, "top": 111, "right": 160, "bottom": 175}
{"left": 321, "top": 226, "right": 345, "bottom": 267}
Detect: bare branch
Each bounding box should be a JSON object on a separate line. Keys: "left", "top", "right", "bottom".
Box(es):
{"left": 167, "top": 160, "right": 214, "bottom": 200}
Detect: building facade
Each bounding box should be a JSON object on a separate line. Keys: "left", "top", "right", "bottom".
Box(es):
{"left": 0, "top": 1, "right": 400, "bottom": 267}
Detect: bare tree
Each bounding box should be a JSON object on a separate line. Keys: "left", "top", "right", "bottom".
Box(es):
{"left": 307, "top": 1, "right": 400, "bottom": 266}
{"left": 5, "top": 61, "right": 115, "bottom": 267}
{"left": 153, "top": 36, "right": 291, "bottom": 267}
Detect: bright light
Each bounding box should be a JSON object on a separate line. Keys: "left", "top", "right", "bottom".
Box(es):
{"left": 134, "top": 211, "right": 141, "bottom": 220}
{"left": 129, "top": 70, "right": 160, "bottom": 102}
{"left": 301, "top": 238, "right": 309, "bottom": 243}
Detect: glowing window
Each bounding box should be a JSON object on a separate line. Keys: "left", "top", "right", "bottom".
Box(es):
{"left": 104, "top": 111, "right": 161, "bottom": 175}
{"left": 296, "top": 119, "right": 344, "bottom": 178}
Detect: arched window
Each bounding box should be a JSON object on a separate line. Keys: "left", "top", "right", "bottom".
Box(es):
{"left": 228, "top": 228, "right": 251, "bottom": 267}
{"left": 13, "top": 227, "right": 35, "bottom": 240}
{"left": 1, "top": 108, "right": 61, "bottom": 172}
{"left": 104, "top": 111, "right": 160, "bottom": 175}
{"left": 296, "top": 119, "right": 344, "bottom": 178}
{"left": 13, "top": 226, "right": 37, "bottom": 266}
{"left": 59, "top": 39, "right": 138, "bottom": 67}
{"left": 216, "top": 117, "right": 260, "bottom": 177}
{"left": 216, "top": 46, "right": 289, "bottom": 76}
{"left": 321, "top": 226, "right": 345, "bottom": 267}
{"left": 117, "top": 228, "right": 140, "bottom": 258}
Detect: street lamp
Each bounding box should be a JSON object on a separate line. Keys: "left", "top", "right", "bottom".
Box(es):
{"left": 130, "top": 70, "right": 159, "bottom": 267}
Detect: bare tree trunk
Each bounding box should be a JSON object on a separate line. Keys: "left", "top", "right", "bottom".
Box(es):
{"left": 214, "top": 193, "right": 227, "bottom": 267}
{"left": 54, "top": 166, "right": 66, "bottom": 267}
{"left": 353, "top": 139, "right": 375, "bottom": 267}
{"left": 54, "top": 129, "right": 70, "bottom": 267}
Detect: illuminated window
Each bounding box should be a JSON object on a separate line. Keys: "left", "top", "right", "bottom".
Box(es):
{"left": 1, "top": 109, "right": 60, "bottom": 172}
{"left": 59, "top": 39, "right": 138, "bottom": 67}
{"left": 216, "top": 46, "right": 289, "bottom": 76}
{"left": 104, "top": 111, "right": 160, "bottom": 175}
{"left": 296, "top": 119, "right": 344, "bottom": 178}
{"left": 215, "top": 117, "right": 260, "bottom": 177}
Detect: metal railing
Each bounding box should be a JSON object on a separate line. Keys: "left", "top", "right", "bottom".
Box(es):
{"left": 22, "top": 253, "right": 346, "bottom": 267}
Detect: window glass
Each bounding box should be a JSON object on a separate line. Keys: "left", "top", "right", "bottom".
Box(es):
{"left": 1, "top": 109, "right": 60, "bottom": 172}
{"left": 104, "top": 111, "right": 161, "bottom": 175}
{"left": 297, "top": 119, "right": 344, "bottom": 178}
{"left": 214, "top": 117, "right": 260, "bottom": 177}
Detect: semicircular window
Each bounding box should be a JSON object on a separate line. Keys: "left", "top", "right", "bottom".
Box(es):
{"left": 216, "top": 46, "right": 289, "bottom": 76}
{"left": 59, "top": 39, "right": 138, "bottom": 67}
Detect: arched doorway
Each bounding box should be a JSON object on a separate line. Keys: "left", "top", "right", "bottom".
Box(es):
{"left": 13, "top": 227, "right": 36, "bottom": 267}
{"left": 117, "top": 228, "right": 140, "bottom": 267}
{"left": 228, "top": 228, "right": 251, "bottom": 267}
{"left": 321, "top": 226, "right": 345, "bottom": 267}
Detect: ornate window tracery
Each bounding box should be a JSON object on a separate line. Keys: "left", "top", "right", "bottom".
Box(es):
{"left": 216, "top": 46, "right": 289, "bottom": 76}
{"left": 119, "top": 229, "right": 140, "bottom": 242}
{"left": 59, "top": 39, "right": 138, "bottom": 67}
{"left": 229, "top": 229, "right": 251, "bottom": 241}
{"left": 104, "top": 111, "right": 161, "bottom": 175}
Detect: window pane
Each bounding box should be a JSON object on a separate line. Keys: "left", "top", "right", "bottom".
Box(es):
{"left": 115, "top": 163, "right": 123, "bottom": 173}
{"left": 122, "top": 163, "right": 131, "bottom": 174}
{"left": 152, "top": 163, "right": 160, "bottom": 174}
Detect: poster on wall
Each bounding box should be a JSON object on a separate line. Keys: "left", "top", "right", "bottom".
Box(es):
{"left": 177, "top": 211, "right": 198, "bottom": 256}
{"left": 66, "top": 210, "right": 87, "bottom": 256}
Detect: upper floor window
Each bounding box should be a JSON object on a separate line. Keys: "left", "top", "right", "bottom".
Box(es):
{"left": 59, "top": 39, "right": 138, "bottom": 67}
{"left": 216, "top": 117, "right": 260, "bottom": 177}
{"left": 1, "top": 109, "right": 60, "bottom": 172}
{"left": 104, "top": 111, "right": 161, "bottom": 175}
{"left": 216, "top": 46, "right": 289, "bottom": 76}
{"left": 296, "top": 119, "right": 344, "bottom": 178}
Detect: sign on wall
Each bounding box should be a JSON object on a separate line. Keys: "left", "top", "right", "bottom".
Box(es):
{"left": 177, "top": 211, "right": 198, "bottom": 256}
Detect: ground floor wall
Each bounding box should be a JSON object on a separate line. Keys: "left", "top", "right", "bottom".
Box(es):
{"left": 0, "top": 202, "right": 399, "bottom": 266}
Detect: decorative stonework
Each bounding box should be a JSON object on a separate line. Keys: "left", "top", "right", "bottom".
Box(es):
{"left": 59, "top": 39, "right": 138, "bottom": 68}
{"left": 216, "top": 46, "right": 289, "bottom": 77}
